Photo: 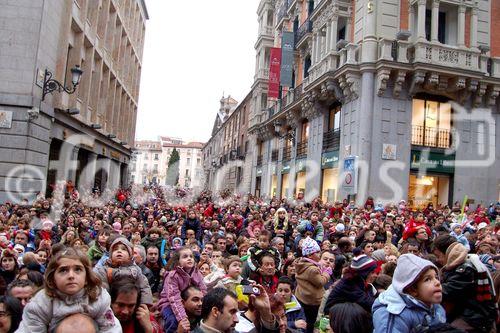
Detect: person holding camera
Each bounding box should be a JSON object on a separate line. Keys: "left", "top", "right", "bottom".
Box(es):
{"left": 234, "top": 284, "right": 281, "bottom": 333}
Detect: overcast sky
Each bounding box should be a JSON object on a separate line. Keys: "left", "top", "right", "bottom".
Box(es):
{"left": 135, "top": 0, "right": 261, "bottom": 143}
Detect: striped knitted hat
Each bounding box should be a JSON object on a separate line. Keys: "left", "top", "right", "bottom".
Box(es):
{"left": 350, "top": 254, "right": 377, "bottom": 278}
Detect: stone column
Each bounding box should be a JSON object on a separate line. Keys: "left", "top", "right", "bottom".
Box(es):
{"left": 408, "top": 3, "right": 414, "bottom": 35}
{"left": 431, "top": 0, "right": 440, "bottom": 42}
{"left": 325, "top": 22, "right": 332, "bottom": 55}
{"left": 78, "top": 152, "right": 97, "bottom": 191}
{"left": 260, "top": 50, "right": 266, "bottom": 71}
{"left": 315, "top": 33, "right": 321, "bottom": 63}
{"left": 457, "top": 5, "right": 466, "bottom": 47}
{"left": 305, "top": 111, "right": 323, "bottom": 202}
{"left": 330, "top": 17, "right": 338, "bottom": 52}
{"left": 345, "top": 16, "right": 352, "bottom": 42}
{"left": 108, "top": 160, "right": 120, "bottom": 191}
{"left": 311, "top": 34, "right": 317, "bottom": 64}
{"left": 362, "top": 0, "right": 378, "bottom": 62}
{"left": 67, "top": 147, "right": 79, "bottom": 184}
{"left": 417, "top": 0, "right": 427, "bottom": 41}
{"left": 319, "top": 33, "right": 324, "bottom": 60}
{"left": 470, "top": 7, "right": 478, "bottom": 48}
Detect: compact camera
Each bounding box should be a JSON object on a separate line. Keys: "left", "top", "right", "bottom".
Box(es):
{"left": 241, "top": 285, "right": 261, "bottom": 296}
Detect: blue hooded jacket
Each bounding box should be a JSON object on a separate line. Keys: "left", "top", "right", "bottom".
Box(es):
{"left": 285, "top": 295, "right": 306, "bottom": 332}
{"left": 372, "top": 285, "right": 446, "bottom": 333}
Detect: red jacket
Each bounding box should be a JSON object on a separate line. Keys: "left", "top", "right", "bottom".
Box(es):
{"left": 121, "top": 314, "right": 161, "bottom": 333}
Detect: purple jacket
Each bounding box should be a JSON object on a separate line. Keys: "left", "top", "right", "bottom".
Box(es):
{"left": 158, "top": 266, "right": 207, "bottom": 321}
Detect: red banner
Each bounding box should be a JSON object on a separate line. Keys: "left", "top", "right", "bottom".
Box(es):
{"left": 268, "top": 47, "right": 281, "bottom": 99}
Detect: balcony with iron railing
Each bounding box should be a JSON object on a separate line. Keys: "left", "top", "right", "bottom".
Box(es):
{"left": 322, "top": 128, "right": 340, "bottom": 152}
{"left": 293, "top": 83, "right": 304, "bottom": 103}
{"left": 296, "top": 140, "right": 308, "bottom": 158}
{"left": 282, "top": 83, "right": 304, "bottom": 108}
{"left": 271, "top": 149, "right": 279, "bottom": 161}
{"left": 236, "top": 146, "right": 245, "bottom": 159}
{"left": 283, "top": 146, "right": 292, "bottom": 161}
{"left": 411, "top": 125, "right": 451, "bottom": 149}
{"left": 295, "top": 18, "right": 312, "bottom": 47}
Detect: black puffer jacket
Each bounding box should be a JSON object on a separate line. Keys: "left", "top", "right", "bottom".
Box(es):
{"left": 324, "top": 275, "right": 376, "bottom": 314}
{"left": 441, "top": 261, "right": 497, "bottom": 333}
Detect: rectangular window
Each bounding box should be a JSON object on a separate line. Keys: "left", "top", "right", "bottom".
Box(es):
{"left": 143, "top": 163, "right": 147, "bottom": 170}
{"left": 154, "top": 153, "right": 159, "bottom": 160}
{"left": 185, "top": 169, "right": 189, "bottom": 177}
{"left": 301, "top": 121, "right": 309, "bottom": 141}
{"left": 187, "top": 158, "right": 190, "bottom": 165}
{"left": 258, "top": 141, "right": 264, "bottom": 156}
{"left": 411, "top": 98, "right": 452, "bottom": 148}
{"left": 153, "top": 164, "right": 158, "bottom": 172}
{"left": 425, "top": 10, "right": 446, "bottom": 43}
{"left": 261, "top": 93, "right": 268, "bottom": 110}
{"left": 327, "top": 105, "right": 341, "bottom": 131}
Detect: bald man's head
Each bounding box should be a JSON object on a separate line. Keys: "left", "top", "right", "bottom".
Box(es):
{"left": 53, "top": 313, "right": 98, "bottom": 333}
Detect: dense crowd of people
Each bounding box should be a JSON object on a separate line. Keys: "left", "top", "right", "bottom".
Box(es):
{"left": 0, "top": 182, "right": 499, "bottom": 333}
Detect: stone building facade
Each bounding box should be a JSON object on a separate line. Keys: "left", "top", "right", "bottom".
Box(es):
{"left": 132, "top": 137, "right": 204, "bottom": 189}
{"left": 248, "top": 0, "right": 500, "bottom": 207}
{"left": 0, "top": 0, "right": 148, "bottom": 202}
{"left": 203, "top": 94, "right": 252, "bottom": 194}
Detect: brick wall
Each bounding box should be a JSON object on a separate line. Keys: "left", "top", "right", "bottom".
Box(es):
{"left": 492, "top": 0, "right": 500, "bottom": 56}
{"left": 400, "top": 0, "right": 409, "bottom": 31}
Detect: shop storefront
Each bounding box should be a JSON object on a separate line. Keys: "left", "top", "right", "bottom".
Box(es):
{"left": 408, "top": 150, "right": 454, "bottom": 208}
{"left": 321, "top": 151, "right": 339, "bottom": 203}
{"left": 281, "top": 162, "right": 290, "bottom": 199}
{"left": 295, "top": 159, "right": 306, "bottom": 197}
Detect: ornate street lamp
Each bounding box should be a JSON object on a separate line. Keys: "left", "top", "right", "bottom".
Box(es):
{"left": 42, "top": 65, "right": 83, "bottom": 101}
{"left": 274, "top": 119, "right": 295, "bottom": 143}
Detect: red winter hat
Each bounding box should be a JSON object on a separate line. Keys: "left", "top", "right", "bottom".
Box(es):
{"left": 403, "top": 218, "right": 431, "bottom": 240}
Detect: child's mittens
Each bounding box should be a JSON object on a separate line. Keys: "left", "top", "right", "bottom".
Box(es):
{"left": 320, "top": 266, "right": 332, "bottom": 276}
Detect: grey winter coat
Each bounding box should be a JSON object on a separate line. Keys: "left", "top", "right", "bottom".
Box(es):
{"left": 14, "top": 288, "right": 122, "bottom": 333}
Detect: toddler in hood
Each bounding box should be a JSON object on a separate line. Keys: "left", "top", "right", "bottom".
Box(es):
{"left": 449, "top": 222, "right": 470, "bottom": 251}
{"left": 93, "top": 237, "right": 153, "bottom": 305}
{"left": 372, "top": 254, "right": 446, "bottom": 333}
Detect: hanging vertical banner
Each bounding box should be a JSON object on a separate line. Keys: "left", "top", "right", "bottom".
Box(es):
{"left": 280, "top": 32, "right": 294, "bottom": 87}
{"left": 268, "top": 47, "right": 281, "bottom": 99}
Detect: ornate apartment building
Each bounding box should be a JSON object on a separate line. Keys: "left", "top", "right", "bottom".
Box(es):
{"left": 132, "top": 137, "right": 204, "bottom": 188}
{"left": 203, "top": 95, "right": 252, "bottom": 193}
{"left": 0, "top": 0, "right": 148, "bottom": 202}
{"left": 247, "top": 0, "right": 500, "bottom": 207}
